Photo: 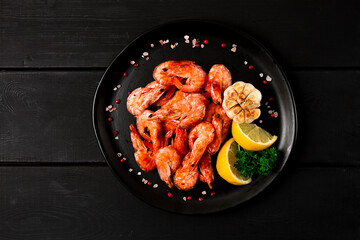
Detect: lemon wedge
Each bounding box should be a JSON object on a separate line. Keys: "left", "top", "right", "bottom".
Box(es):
{"left": 216, "top": 138, "right": 252, "bottom": 185}
{"left": 232, "top": 122, "right": 277, "bottom": 151}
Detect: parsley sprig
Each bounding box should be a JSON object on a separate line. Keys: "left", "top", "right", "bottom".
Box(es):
{"left": 234, "top": 146, "right": 278, "bottom": 178}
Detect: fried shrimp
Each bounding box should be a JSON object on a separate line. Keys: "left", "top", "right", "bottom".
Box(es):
{"left": 136, "top": 110, "right": 163, "bottom": 153}
{"left": 206, "top": 64, "right": 232, "bottom": 105}
{"left": 204, "top": 103, "right": 231, "bottom": 155}
{"left": 155, "top": 146, "right": 181, "bottom": 188}
{"left": 152, "top": 91, "right": 208, "bottom": 129}
{"left": 129, "top": 124, "right": 156, "bottom": 172}
{"left": 127, "top": 81, "right": 169, "bottom": 116}
{"left": 174, "top": 122, "right": 215, "bottom": 190}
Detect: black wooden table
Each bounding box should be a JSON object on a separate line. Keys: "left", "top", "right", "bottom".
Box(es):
{"left": 1, "top": 1, "right": 359, "bottom": 239}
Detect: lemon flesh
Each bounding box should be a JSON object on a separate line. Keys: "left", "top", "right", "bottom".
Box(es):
{"left": 232, "top": 122, "right": 277, "bottom": 151}
{"left": 216, "top": 138, "right": 252, "bottom": 185}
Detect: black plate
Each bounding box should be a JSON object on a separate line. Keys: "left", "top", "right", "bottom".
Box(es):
{"left": 92, "top": 20, "right": 297, "bottom": 214}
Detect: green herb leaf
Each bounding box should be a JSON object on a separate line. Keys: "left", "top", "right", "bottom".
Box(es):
{"left": 234, "top": 147, "right": 278, "bottom": 178}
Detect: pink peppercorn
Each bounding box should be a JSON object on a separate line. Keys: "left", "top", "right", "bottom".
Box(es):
{"left": 147, "top": 181, "right": 151, "bottom": 185}
{"left": 134, "top": 63, "right": 139, "bottom": 67}
{"left": 115, "top": 99, "right": 120, "bottom": 104}
{"left": 167, "top": 192, "right": 173, "bottom": 198}
{"left": 198, "top": 197, "right": 204, "bottom": 202}
{"left": 270, "top": 113, "right": 275, "bottom": 118}
{"left": 248, "top": 65, "right": 254, "bottom": 69}
{"left": 211, "top": 192, "right": 215, "bottom": 196}
{"left": 187, "top": 196, "right": 192, "bottom": 200}
{"left": 123, "top": 72, "right": 127, "bottom": 77}
{"left": 203, "top": 40, "right": 208, "bottom": 44}
{"left": 113, "top": 130, "right": 118, "bottom": 135}
{"left": 221, "top": 43, "right": 225, "bottom": 48}
{"left": 263, "top": 80, "right": 267, "bottom": 84}
{"left": 120, "top": 158, "right": 125, "bottom": 163}
{"left": 269, "top": 97, "right": 274, "bottom": 101}
{"left": 108, "top": 117, "right": 113, "bottom": 122}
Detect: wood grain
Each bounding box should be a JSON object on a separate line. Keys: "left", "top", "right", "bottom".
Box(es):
{"left": 0, "top": 70, "right": 358, "bottom": 165}
{"left": 0, "top": 0, "right": 359, "bottom": 68}
{"left": 0, "top": 166, "right": 358, "bottom": 239}
{"left": 0, "top": 71, "right": 104, "bottom": 162}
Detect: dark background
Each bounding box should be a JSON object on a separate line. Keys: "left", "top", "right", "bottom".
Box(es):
{"left": 0, "top": 0, "right": 359, "bottom": 239}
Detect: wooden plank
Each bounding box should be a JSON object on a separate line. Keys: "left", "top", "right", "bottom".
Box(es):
{"left": 0, "top": 166, "right": 358, "bottom": 239}
{"left": 287, "top": 70, "right": 360, "bottom": 167}
{"left": 0, "top": 71, "right": 104, "bottom": 162}
{"left": 0, "top": 70, "right": 358, "bottom": 165}
{"left": 0, "top": 0, "right": 359, "bottom": 68}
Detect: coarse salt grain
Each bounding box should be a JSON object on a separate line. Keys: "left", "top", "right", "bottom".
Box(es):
{"left": 265, "top": 101, "right": 268, "bottom": 105}
{"left": 115, "top": 136, "right": 119, "bottom": 140}
{"left": 142, "top": 178, "right": 145, "bottom": 182}
{"left": 143, "top": 52, "right": 148, "bottom": 56}
{"left": 274, "top": 112, "right": 279, "bottom": 118}
{"left": 184, "top": 35, "right": 189, "bottom": 40}
{"left": 137, "top": 172, "right": 141, "bottom": 175}
{"left": 259, "top": 120, "right": 263, "bottom": 123}
{"left": 113, "top": 87, "right": 117, "bottom": 91}
{"left": 192, "top": 39, "right": 197, "bottom": 48}
{"left": 117, "top": 153, "right": 122, "bottom": 157}
{"left": 183, "top": 197, "right": 187, "bottom": 201}
{"left": 268, "top": 110, "right": 273, "bottom": 114}
{"left": 202, "top": 191, "right": 206, "bottom": 195}
{"left": 266, "top": 75, "right": 272, "bottom": 81}
{"left": 171, "top": 44, "right": 175, "bottom": 49}
{"left": 123, "top": 157, "right": 126, "bottom": 160}
{"left": 144, "top": 180, "right": 148, "bottom": 184}
{"left": 129, "top": 168, "right": 133, "bottom": 172}
{"left": 153, "top": 184, "right": 158, "bottom": 188}
{"left": 259, "top": 73, "right": 264, "bottom": 77}
{"left": 244, "top": 61, "right": 248, "bottom": 65}
{"left": 185, "top": 39, "right": 190, "bottom": 44}
{"left": 267, "top": 105, "right": 271, "bottom": 108}
{"left": 201, "top": 44, "right": 204, "bottom": 48}
{"left": 232, "top": 44, "right": 237, "bottom": 48}
{"left": 130, "top": 61, "right": 135, "bottom": 65}
{"left": 231, "top": 47, "right": 236, "bottom": 52}
{"left": 150, "top": 43, "right": 154, "bottom": 48}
